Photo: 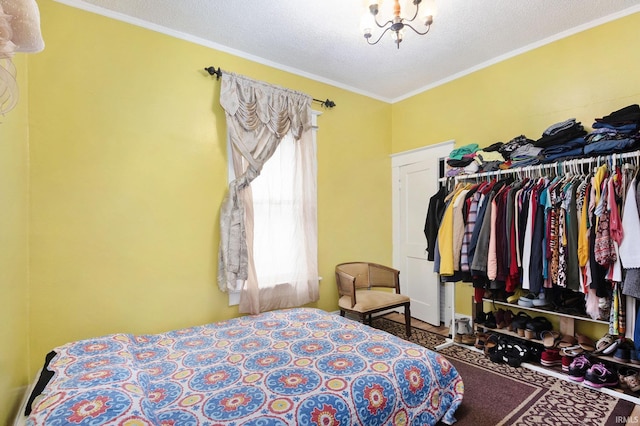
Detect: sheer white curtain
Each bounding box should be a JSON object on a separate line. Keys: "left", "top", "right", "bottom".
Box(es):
{"left": 218, "top": 72, "right": 319, "bottom": 314}
{"left": 249, "top": 132, "right": 318, "bottom": 310}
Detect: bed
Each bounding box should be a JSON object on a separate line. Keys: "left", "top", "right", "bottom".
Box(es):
{"left": 20, "top": 307, "right": 463, "bottom": 425}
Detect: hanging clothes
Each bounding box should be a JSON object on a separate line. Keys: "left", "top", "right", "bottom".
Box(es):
{"left": 438, "top": 183, "right": 472, "bottom": 276}
{"left": 429, "top": 149, "right": 640, "bottom": 335}
{"left": 425, "top": 186, "right": 448, "bottom": 261}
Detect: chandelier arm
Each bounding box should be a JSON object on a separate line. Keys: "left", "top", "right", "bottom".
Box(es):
{"left": 373, "top": 15, "right": 395, "bottom": 29}
{"left": 403, "top": 22, "right": 431, "bottom": 36}
{"left": 405, "top": 1, "right": 421, "bottom": 22}
{"left": 366, "top": 25, "right": 395, "bottom": 45}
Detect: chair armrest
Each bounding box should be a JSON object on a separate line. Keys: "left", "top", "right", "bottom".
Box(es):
{"left": 335, "top": 269, "right": 358, "bottom": 307}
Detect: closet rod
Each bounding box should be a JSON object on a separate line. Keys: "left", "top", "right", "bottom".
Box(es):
{"left": 439, "top": 149, "right": 640, "bottom": 183}
{"left": 204, "top": 65, "right": 336, "bottom": 109}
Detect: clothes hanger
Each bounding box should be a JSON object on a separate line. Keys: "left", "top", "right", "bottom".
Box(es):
{"left": 632, "top": 154, "right": 640, "bottom": 180}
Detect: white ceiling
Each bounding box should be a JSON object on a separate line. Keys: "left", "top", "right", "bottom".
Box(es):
{"left": 55, "top": 0, "right": 640, "bottom": 103}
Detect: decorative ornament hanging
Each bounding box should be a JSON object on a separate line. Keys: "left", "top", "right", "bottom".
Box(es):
{"left": 0, "top": 0, "right": 44, "bottom": 117}
{"left": 0, "top": 4, "right": 17, "bottom": 115}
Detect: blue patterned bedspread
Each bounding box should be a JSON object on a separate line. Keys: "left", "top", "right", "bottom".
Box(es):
{"left": 26, "top": 308, "right": 463, "bottom": 425}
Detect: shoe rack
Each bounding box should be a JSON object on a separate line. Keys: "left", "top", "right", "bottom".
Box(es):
{"left": 479, "top": 298, "right": 609, "bottom": 337}
{"left": 473, "top": 297, "right": 640, "bottom": 405}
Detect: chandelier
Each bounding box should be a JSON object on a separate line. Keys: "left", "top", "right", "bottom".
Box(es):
{"left": 361, "top": 0, "right": 436, "bottom": 49}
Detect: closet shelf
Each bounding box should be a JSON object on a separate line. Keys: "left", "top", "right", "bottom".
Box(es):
{"left": 478, "top": 298, "right": 607, "bottom": 351}
{"left": 482, "top": 298, "right": 609, "bottom": 325}
{"left": 439, "top": 149, "right": 640, "bottom": 183}
{"left": 475, "top": 322, "right": 544, "bottom": 346}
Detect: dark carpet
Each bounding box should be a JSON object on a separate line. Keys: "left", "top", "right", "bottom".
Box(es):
{"left": 373, "top": 317, "right": 636, "bottom": 426}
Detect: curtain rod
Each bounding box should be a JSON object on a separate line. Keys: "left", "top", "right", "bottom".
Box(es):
{"left": 439, "top": 149, "right": 640, "bottom": 183}
{"left": 204, "top": 66, "right": 336, "bottom": 109}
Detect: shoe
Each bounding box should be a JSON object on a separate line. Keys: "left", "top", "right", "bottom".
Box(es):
{"left": 532, "top": 292, "right": 547, "bottom": 307}
{"left": 518, "top": 294, "right": 535, "bottom": 308}
{"left": 461, "top": 333, "right": 476, "bottom": 346}
{"left": 506, "top": 288, "right": 526, "bottom": 304}
{"left": 484, "top": 312, "right": 497, "bottom": 329}
{"left": 503, "top": 341, "right": 529, "bottom": 368}
{"left": 556, "top": 291, "right": 587, "bottom": 315}
{"left": 524, "top": 316, "right": 553, "bottom": 340}
{"left": 584, "top": 363, "right": 618, "bottom": 388}
{"left": 619, "top": 367, "right": 640, "bottom": 392}
{"left": 484, "top": 333, "right": 500, "bottom": 357}
{"left": 453, "top": 319, "right": 460, "bottom": 337}
{"left": 631, "top": 349, "right": 640, "bottom": 365}
{"left": 559, "top": 346, "right": 584, "bottom": 357}
{"left": 503, "top": 309, "right": 514, "bottom": 331}
{"left": 567, "top": 355, "right": 591, "bottom": 382}
{"left": 614, "top": 347, "right": 631, "bottom": 363}
{"left": 511, "top": 311, "right": 531, "bottom": 329}
{"left": 576, "top": 334, "right": 596, "bottom": 352}
{"left": 594, "top": 334, "right": 616, "bottom": 354}
{"left": 457, "top": 317, "right": 472, "bottom": 335}
{"left": 488, "top": 337, "right": 509, "bottom": 364}
{"left": 511, "top": 312, "right": 531, "bottom": 337}
{"left": 475, "top": 332, "right": 488, "bottom": 350}
{"left": 557, "top": 334, "right": 578, "bottom": 349}
{"left": 475, "top": 311, "right": 487, "bottom": 325}
{"left": 494, "top": 309, "right": 506, "bottom": 329}
{"left": 525, "top": 342, "right": 544, "bottom": 363}
{"left": 602, "top": 339, "right": 620, "bottom": 355}
{"left": 561, "top": 355, "right": 572, "bottom": 372}
{"left": 540, "top": 348, "right": 562, "bottom": 367}
{"left": 540, "top": 330, "right": 561, "bottom": 348}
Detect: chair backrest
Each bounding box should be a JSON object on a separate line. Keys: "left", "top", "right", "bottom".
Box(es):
{"left": 368, "top": 264, "right": 399, "bottom": 291}
{"left": 335, "top": 262, "right": 401, "bottom": 293}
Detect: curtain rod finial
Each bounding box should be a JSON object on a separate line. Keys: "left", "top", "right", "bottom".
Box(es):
{"left": 313, "top": 98, "right": 336, "bottom": 109}
{"left": 204, "top": 66, "right": 222, "bottom": 80}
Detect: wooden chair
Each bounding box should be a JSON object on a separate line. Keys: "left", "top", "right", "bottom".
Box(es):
{"left": 335, "top": 262, "right": 411, "bottom": 337}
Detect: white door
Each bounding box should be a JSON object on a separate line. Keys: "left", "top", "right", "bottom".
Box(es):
{"left": 392, "top": 141, "right": 454, "bottom": 326}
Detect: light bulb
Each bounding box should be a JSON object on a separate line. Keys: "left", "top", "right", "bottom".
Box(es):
{"left": 360, "top": 13, "right": 375, "bottom": 35}
{"left": 391, "top": 28, "right": 405, "bottom": 43}
{"left": 366, "top": 0, "right": 380, "bottom": 15}
{"left": 420, "top": 0, "right": 437, "bottom": 21}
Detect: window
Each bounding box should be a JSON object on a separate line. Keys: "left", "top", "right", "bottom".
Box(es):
{"left": 228, "top": 114, "right": 319, "bottom": 305}
{"left": 252, "top": 133, "right": 308, "bottom": 285}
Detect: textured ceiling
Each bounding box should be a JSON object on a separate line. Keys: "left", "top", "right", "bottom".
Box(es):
{"left": 55, "top": 0, "right": 640, "bottom": 102}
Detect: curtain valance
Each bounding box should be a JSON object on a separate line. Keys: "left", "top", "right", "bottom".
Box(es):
{"left": 220, "top": 72, "right": 311, "bottom": 139}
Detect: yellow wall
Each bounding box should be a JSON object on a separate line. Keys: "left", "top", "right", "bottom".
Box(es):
{"left": 391, "top": 12, "right": 640, "bottom": 315}
{"left": 24, "top": 0, "right": 392, "bottom": 377}
{"left": 392, "top": 13, "right": 640, "bottom": 152}
{"left": 3, "top": 1, "right": 640, "bottom": 422}
{"left": 0, "top": 54, "right": 30, "bottom": 423}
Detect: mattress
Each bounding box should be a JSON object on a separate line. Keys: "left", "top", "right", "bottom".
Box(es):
{"left": 21, "top": 307, "right": 463, "bottom": 425}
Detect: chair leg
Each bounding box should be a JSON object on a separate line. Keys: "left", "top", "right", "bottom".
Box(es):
{"left": 360, "top": 313, "right": 367, "bottom": 325}
{"left": 339, "top": 310, "right": 345, "bottom": 317}
{"left": 404, "top": 304, "right": 412, "bottom": 337}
